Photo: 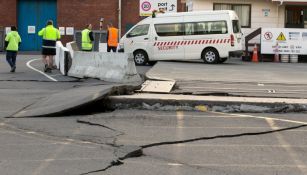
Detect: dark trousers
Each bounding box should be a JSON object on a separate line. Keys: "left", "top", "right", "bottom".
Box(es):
{"left": 82, "top": 50, "right": 92, "bottom": 52}
{"left": 6, "top": 51, "right": 17, "bottom": 68}
{"left": 107, "top": 46, "right": 117, "bottom": 52}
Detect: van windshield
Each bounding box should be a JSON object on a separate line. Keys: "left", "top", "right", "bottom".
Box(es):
{"left": 232, "top": 20, "right": 241, "bottom": 33}
{"left": 127, "top": 24, "right": 150, "bottom": 38}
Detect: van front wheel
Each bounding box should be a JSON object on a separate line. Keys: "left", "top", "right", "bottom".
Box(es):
{"left": 202, "top": 48, "right": 219, "bottom": 64}
{"left": 134, "top": 50, "right": 148, "bottom": 66}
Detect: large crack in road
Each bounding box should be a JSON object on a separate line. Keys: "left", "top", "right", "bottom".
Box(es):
{"left": 77, "top": 117, "right": 307, "bottom": 175}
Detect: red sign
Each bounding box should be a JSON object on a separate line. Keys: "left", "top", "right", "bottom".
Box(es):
{"left": 141, "top": 1, "right": 151, "bottom": 11}
{"left": 264, "top": 32, "right": 273, "bottom": 40}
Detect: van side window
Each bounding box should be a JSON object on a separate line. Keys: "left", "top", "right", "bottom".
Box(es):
{"left": 185, "top": 23, "right": 195, "bottom": 35}
{"left": 185, "top": 21, "right": 228, "bottom": 35}
{"left": 155, "top": 23, "right": 184, "bottom": 36}
{"left": 127, "top": 24, "right": 150, "bottom": 38}
{"left": 232, "top": 20, "right": 241, "bottom": 33}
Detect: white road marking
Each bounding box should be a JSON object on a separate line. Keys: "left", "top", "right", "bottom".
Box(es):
{"left": 26, "top": 58, "right": 58, "bottom": 82}
{"left": 213, "top": 112, "right": 307, "bottom": 125}
{"left": 266, "top": 118, "right": 307, "bottom": 174}
{"left": 125, "top": 160, "right": 307, "bottom": 168}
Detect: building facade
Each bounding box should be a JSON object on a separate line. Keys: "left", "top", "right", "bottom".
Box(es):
{"left": 186, "top": 0, "right": 307, "bottom": 39}
{"left": 0, "top": 0, "right": 185, "bottom": 51}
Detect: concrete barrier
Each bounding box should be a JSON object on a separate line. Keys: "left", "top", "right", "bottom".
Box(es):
{"left": 66, "top": 41, "right": 79, "bottom": 58}
{"left": 68, "top": 51, "right": 141, "bottom": 83}
{"left": 55, "top": 41, "right": 70, "bottom": 75}
{"left": 55, "top": 41, "right": 62, "bottom": 69}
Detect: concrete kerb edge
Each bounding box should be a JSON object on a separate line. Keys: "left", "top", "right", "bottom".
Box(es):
{"left": 108, "top": 96, "right": 307, "bottom": 112}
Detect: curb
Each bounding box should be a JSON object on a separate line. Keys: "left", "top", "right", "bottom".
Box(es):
{"left": 108, "top": 93, "right": 307, "bottom": 113}
{"left": 109, "top": 93, "right": 307, "bottom": 106}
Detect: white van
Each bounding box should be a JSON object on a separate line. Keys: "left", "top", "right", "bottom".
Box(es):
{"left": 119, "top": 10, "right": 243, "bottom": 65}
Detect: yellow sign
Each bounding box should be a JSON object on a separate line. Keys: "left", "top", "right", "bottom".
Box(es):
{"left": 277, "top": 32, "right": 286, "bottom": 41}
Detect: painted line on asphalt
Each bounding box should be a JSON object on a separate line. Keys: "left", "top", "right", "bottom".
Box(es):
{"left": 124, "top": 160, "right": 307, "bottom": 168}
{"left": 265, "top": 118, "right": 307, "bottom": 174}
{"left": 26, "top": 58, "right": 58, "bottom": 82}
{"left": 32, "top": 125, "right": 81, "bottom": 175}
{"left": 0, "top": 157, "right": 112, "bottom": 163}
{"left": 212, "top": 112, "right": 307, "bottom": 125}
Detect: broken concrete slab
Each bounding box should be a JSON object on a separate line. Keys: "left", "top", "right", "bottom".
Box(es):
{"left": 138, "top": 80, "right": 176, "bottom": 93}
{"left": 11, "top": 84, "right": 140, "bottom": 118}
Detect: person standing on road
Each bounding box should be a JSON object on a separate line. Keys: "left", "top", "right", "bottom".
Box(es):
{"left": 107, "top": 23, "right": 119, "bottom": 52}
{"left": 38, "top": 20, "right": 61, "bottom": 73}
{"left": 81, "top": 24, "right": 94, "bottom": 51}
{"left": 5, "top": 26, "right": 21, "bottom": 73}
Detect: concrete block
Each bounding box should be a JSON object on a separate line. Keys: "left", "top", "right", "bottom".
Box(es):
{"left": 55, "top": 41, "right": 63, "bottom": 69}
{"left": 68, "top": 51, "right": 142, "bottom": 83}
{"left": 55, "top": 41, "right": 70, "bottom": 75}
{"left": 66, "top": 41, "right": 79, "bottom": 59}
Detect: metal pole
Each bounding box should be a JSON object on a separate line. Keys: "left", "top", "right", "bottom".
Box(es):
{"left": 118, "top": 0, "right": 122, "bottom": 38}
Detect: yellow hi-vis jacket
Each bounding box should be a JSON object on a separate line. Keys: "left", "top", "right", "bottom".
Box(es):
{"left": 81, "top": 29, "right": 93, "bottom": 51}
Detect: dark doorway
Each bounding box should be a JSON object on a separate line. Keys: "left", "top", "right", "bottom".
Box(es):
{"left": 285, "top": 6, "right": 307, "bottom": 28}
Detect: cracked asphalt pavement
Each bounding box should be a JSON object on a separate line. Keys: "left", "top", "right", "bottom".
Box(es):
{"left": 1, "top": 54, "right": 307, "bottom": 175}
{"left": 3, "top": 110, "right": 307, "bottom": 175}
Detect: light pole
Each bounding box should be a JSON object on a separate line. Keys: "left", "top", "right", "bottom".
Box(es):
{"left": 118, "top": 0, "right": 122, "bottom": 38}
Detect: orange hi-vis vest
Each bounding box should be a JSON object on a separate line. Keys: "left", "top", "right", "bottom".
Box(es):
{"left": 108, "top": 27, "right": 119, "bottom": 47}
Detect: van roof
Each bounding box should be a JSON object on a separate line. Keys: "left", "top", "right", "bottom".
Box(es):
{"left": 155, "top": 10, "right": 236, "bottom": 18}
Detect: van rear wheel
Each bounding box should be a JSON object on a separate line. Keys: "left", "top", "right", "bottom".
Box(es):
{"left": 202, "top": 48, "right": 219, "bottom": 64}
{"left": 134, "top": 50, "right": 148, "bottom": 66}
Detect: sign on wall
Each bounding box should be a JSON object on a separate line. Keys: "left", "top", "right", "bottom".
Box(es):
{"left": 59, "top": 27, "right": 65, "bottom": 35}
{"left": 5, "top": 27, "right": 11, "bottom": 34}
{"left": 66, "top": 27, "right": 74, "bottom": 35}
{"left": 140, "top": 0, "right": 177, "bottom": 16}
{"left": 28, "top": 26, "right": 36, "bottom": 34}
{"left": 262, "top": 9, "right": 270, "bottom": 17}
{"left": 261, "top": 28, "right": 307, "bottom": 55}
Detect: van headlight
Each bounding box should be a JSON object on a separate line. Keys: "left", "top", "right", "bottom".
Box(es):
{"left": 119, "top": 43, "right": 124, "bottom": 50}
{"left": 118, "top": 43, "right": 124, "bottom": 52}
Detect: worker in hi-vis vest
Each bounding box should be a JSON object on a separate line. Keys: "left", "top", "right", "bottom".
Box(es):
{"left": 81, "top": 24, "right": 94, "bottom": 51}
{"left": 5, "top": 26, "right": 21, "bottom": 73}
{"left": 107, "top": 23, "right": 119, "bottom": 52}
{"left": 38, "top": 20, "right": 61, "bottom": 73}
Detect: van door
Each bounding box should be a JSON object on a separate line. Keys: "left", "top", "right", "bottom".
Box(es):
{"left": 232, "top": 20, "right": 243, "bottom": 51}
{"left": 183, "top": 17, "right": 229, "bottom": 60}
{"left": 152, "top": 17, "right": 184, "bottom": 60}
{"left": 124, "top": 24, "right": 151, "bottom": 56}
{"left": 183, "top": 21, "right": 203, "bottom": 59}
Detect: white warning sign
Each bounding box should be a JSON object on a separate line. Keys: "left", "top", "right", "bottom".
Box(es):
{"left": 261, "top": 28, "right": 307, "bottom": 55}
